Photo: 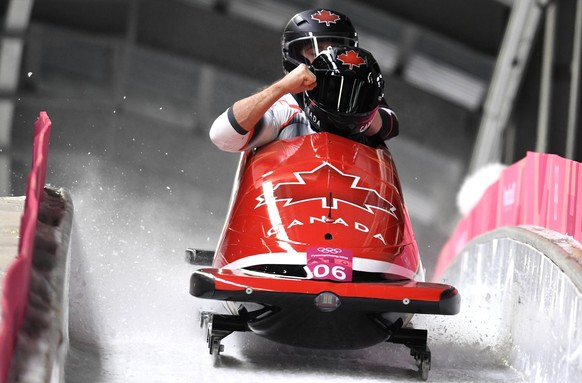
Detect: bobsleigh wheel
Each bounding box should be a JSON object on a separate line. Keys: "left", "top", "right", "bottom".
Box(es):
{"left": 389, "top": 327, "right": 432, "bottom": 381}
{"left": 200, "top": 311, "right": 212, "bottom": 334}
{"left": 410, "top": 347, "right": 430, "bottom": 381}
{"left": 419, "top": 357, "right": 430, "bottom": 381}
{"left": 209, "top": 336, "right": 224, "bottom": 366}
{"left": 200, "top": 311, "right": 233, "bottom": 366}
{"left": 206, "top": 318, "right": 223, "bottom": 366}
{"left": 412, "top": 353, "right": 430, "bottom": 381}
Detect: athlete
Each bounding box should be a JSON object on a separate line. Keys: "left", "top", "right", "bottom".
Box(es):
{"left": 209, "top": 9, "right": 398, "bottom": 152}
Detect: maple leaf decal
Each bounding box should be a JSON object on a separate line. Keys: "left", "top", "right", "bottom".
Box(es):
{"left": 338, "top": 50, "right": 366, "bottom": 70}
{"left": 311, "top": 10, "right": 341, "bottom": 26}
{"left": 255, "top": 162, "right": 398, "bottom": 218}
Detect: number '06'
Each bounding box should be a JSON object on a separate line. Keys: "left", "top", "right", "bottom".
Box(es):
{"left": 312, "top": 264, "right": 347, "bottom": 280}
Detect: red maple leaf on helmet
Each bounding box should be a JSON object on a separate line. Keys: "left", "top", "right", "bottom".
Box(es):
{"left": 311, "top": 10, "right": 341, "bottom": 26}
{"left": 338, "top": 50, "right": 366, "bottom": 70}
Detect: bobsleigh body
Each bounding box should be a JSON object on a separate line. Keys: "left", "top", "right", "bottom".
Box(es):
{"left": 190, "top": 133, "right": 459, "bottom": 360}
{"left": 212, "top": 132, "right": 420, "bottom": 280}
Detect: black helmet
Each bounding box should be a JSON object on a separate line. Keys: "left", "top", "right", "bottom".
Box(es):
{"left": 304, "top": 46, "right": 384, "bottom": 137}
{"left": 281, "top": 9, "right": 358, "bottom": 73}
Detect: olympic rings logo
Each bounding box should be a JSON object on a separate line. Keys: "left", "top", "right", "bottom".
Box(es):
{"left": 316, "top": 247, "right": 342, "bottom": 254}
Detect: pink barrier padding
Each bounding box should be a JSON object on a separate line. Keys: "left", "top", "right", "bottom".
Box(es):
{"left": 496, "top": 159, "right": 524, "bottom": 227}
{"left": 566, "top": 163, "right": 578, "bottom": 236}
{"left": 434, "top": 152, "right": 581, "bottom": 281}
{"left": 0, "top": 112, "right": 52, "bottom": 383}
{"left": 473, "top": 181, "right": 498, "bottom": 235}
{"left": 521, "top": 153, "right": 548, "bottom": 225}
{"left": 576, "top": 165, "right": 582, "bottom": 240}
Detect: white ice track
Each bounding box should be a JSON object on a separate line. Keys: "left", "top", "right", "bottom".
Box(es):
{"left": 6, "top": 197, "right": 582, "bottom": 382}
{"left": 68, "top": 217, "right": 580, "bottom": 380}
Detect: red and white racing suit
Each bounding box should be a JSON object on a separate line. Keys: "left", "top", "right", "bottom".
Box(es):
{"left": 210, "top": 93, "right": 399, "bottom": 152}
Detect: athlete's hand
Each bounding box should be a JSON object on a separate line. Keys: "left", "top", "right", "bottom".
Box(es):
{"left": 280, "top": 64, "right": 317, "bottom": 94}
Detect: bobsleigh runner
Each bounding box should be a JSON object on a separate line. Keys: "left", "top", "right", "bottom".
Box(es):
{"left": 187, "top": 132, "right": 460, "bottom": 380}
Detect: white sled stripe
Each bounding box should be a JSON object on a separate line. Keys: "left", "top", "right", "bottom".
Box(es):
{"left": 222, "top": 252, "right": 419, "bottom": 280}
{"left": 222, "top": 252, "right": 307, "bottom": 270}
{"left": 353, "top": 258, "right": 418, "bottom": 280}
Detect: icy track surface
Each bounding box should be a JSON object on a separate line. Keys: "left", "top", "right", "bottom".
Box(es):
{"left": 61, "top": 150, "right": 524, "bottom": 383}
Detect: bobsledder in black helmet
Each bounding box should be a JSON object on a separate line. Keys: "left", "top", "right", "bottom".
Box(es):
{"left": 304, "top": 46, "right": 384, "bottom": 139}
{"left": 281, "top": 9, "right": 358, "bottom": 73}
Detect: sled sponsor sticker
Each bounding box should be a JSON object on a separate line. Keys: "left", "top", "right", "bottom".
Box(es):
{"left": 305, "top": 247, "right": 353, "bottom": 282}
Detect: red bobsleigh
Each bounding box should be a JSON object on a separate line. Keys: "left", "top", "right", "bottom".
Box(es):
{"left": 188, "top": 132, "right": 460, "bottom": 380}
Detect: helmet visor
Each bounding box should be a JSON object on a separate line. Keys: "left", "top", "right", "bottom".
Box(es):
{"left": 307, "top": 72, "right": 381, "bottom": 114}
{"left": 284, "top": 35, "right": 358, "bottom": 67}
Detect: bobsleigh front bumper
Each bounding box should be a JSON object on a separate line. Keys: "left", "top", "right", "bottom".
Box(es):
{"left": 190, "top": 268, "right": 460, "bottom": 316}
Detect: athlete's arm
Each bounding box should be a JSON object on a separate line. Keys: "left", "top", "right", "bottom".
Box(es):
{"left": 364, "top": 101, "right": 399, "bottom": 145}
{"left": 209, "top": 65, "right": 316, "bottom": 152}
{"left": 232, "top": 64, "right": 315, "bottom": 132}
